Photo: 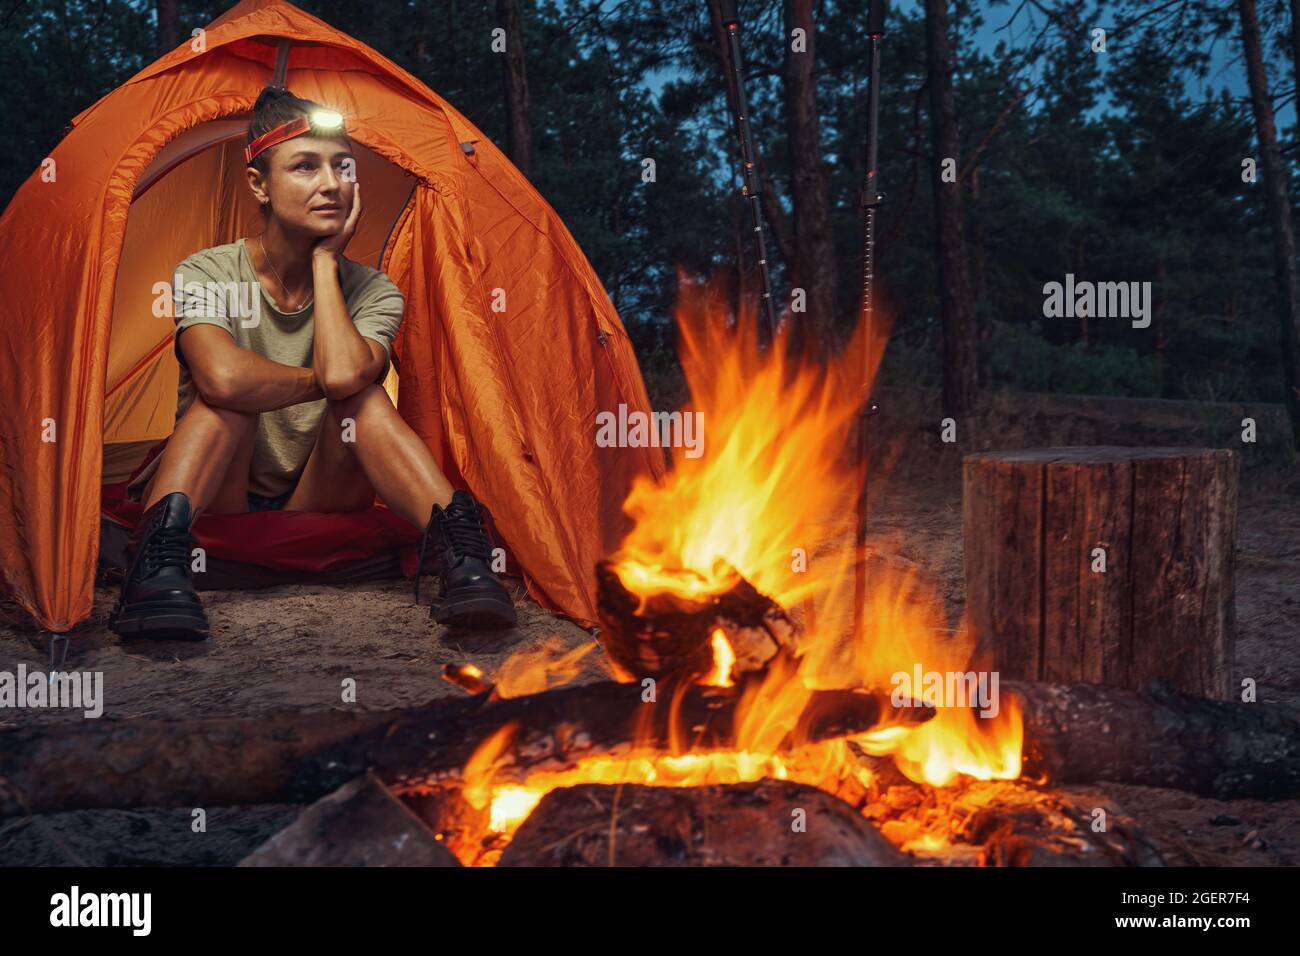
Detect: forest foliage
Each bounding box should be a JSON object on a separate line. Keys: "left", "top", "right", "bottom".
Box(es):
{"left": 2, "top": 0, "right": 1296, "bottom": 404}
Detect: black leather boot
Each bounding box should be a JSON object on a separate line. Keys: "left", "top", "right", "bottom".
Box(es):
{"left": 110, "top": 491, "right": 209, "bottom": 640}
{"left": 415, "top": 490, "right": 517, "bottom": 630}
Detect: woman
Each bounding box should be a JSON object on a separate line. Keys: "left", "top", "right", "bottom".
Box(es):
{"left": 114, "top": 86, "right": 517, "bottom": 639}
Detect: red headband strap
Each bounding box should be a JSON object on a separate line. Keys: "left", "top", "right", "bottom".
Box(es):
{"left": 244, "top": 116, "right": 311, "bottom": 165}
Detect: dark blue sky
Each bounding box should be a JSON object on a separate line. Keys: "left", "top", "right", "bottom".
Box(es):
{"left": 639, "top": 1, "right": 1296, "bottom": 138}
{"left": 967, "top": 0, "right": 1296, "bottom": 133}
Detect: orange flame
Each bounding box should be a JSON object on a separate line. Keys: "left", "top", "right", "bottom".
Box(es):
{"left": 701, "top": 628, "right": 736, "bottom": 687}
{"left": 611, "top": 274, "right": 885, "bottom": 611}
{"left": 450, "top": 274, "right": 1023, "bottom": 863}
{"left": 492, "top": 639, "right": 601, "bottom": 699}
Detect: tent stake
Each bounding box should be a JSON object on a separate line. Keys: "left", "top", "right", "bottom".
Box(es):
{"left": 47, "top": 632, "right": 69, "bottom": 672}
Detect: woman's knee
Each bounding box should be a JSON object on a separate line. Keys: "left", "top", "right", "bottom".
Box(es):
{"left": 325, "top": 383, "right": 390, "bottom": 423}
{"left": 187, "top": 394, "right": 258, "bottom": 438}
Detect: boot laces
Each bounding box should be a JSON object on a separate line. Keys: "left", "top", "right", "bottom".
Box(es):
{"left": 441, "top": 500, "right": 491, "bottom": 563}
{"left": 414, "top": 499, "right": 492, "bottom": 606}
{"left": 140, "top": 526, "right": 194, "bottom": 577}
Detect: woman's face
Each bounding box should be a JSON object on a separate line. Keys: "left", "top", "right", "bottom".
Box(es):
{"left": 248, "top": 133, "right": 355, "bottom": 237}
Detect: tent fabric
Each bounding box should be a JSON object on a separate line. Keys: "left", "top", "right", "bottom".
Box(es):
{"left": 0, "top": 0, "right": 665, "bottom": 632}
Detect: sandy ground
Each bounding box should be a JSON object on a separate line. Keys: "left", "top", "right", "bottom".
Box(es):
{"left": 1, "top": 464, "right": 1297, "bottom": 866}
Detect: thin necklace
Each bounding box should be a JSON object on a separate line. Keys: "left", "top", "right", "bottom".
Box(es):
{"left": 259, "top": 235, "right": 312, "bottom": 311}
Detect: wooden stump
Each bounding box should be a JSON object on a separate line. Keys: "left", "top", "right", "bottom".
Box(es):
{"left": 963, "top": 447, "right": 1236, "bottom": 699}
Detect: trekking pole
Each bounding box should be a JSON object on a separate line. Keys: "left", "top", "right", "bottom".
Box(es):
{"left": 852, "top": 0, "right": 886, "bottom": 641}
{"left": 718, "top": 0, "right": 779, "bottom": 341}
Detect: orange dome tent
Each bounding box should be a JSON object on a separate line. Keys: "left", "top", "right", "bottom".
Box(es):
{"left": 0, "top": 0, "right": 665, "bottom": 633}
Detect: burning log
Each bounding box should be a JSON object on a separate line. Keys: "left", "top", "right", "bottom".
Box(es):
{"left": 442, "top": 662, "right": 493, "bottom": 696}
{"left": 970, "top": 794, "right": 1164, "bottom": 867}
{"left": 0, "top": 679, "right": 911, "bottom": 817}
{"left": 496, "top": 780, "right": 908, "bottom": 866}
{"left": 3, "top": 678, "right": 1293, "bottom": 820}
{"left": 595, "top": 558, "right": 798, "bottom": 680}
{"left": 375, "top": 677, "right": 908, "bottom": 792}
{"left": 964, "top": 447, "right": 1237, "bottom": 699}
{"left": 1009, "top": 680, "right": 1300, "bottom": 799}
{"left": 857, "top": 776, "right": 1167, "bottom": 866}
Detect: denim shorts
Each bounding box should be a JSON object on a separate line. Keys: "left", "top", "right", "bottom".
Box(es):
{"left": 247, "top": 491, "right": 291, "bottom": 512}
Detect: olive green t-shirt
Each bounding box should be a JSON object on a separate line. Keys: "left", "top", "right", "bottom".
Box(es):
{"left": 128, "top": 238, "right": 405, "bottom": 500}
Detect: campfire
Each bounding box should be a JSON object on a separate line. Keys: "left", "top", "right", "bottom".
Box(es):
{"left": 410, "top": 278, "right": 1032, "bottom": 865}
{"left": 6, "top": 278, "right": 1292, "bottom": 868}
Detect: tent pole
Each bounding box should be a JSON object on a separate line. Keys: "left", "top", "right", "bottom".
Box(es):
{"left": 272, "top": 39, "right": 291, "bottom": 89}
{"left": 852, "top": 0, "right": 886, "bottom": 642}
{"left": 717, "top": 0, "right": 778, "bottom": 341}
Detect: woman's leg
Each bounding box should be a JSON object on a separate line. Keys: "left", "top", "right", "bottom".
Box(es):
{"left": 282, "top": 397, "right": 378, "bottom": 514}
{"left": 288, "top": 384, "right": 516, "bottom": 629}
{"left": 286, "top": 384, "right": 454, "bottom": 524}
{"left": 115, "top": 397, "right": 255, "bottom": 640}
{"left": 143, "top": 396, "right": 258, "bottom": 514}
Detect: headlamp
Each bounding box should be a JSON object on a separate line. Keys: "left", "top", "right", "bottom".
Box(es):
{"left": 245, "top": 109, "right": 347, "bottom": 165}
{"left": 310, "top": 109, "right": 344, "bottom": 129}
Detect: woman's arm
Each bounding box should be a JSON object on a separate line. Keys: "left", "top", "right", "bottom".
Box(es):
{"left": 180, "top": 325, "right": 324, "bottom": 412}
{"left": 311, "top": 253, "right": 387, "bottom": 400}
{"left": 310, "top": 183, "right": 388, "bottom": 400}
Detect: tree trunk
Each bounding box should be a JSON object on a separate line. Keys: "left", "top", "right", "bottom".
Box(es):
{"left": 1242, "top": 0, "right": 1300, "bottom": 445}
{"left": 1290, "top": 0, "right": 1300, "bottom": 174}
{"left": 1154, "top": 255, "right": 1168, "bottom": 387}
{"left": 783, "top": 0, "right": 837, "bottom": 353}
{"left": 732, "top": 191, "right": 748, "bottom": 311}
{"left": 1076, "top": 235, "right": 1088, "bottom": 347}
{"left": 924, "top": 0, "right": 978, "bottom": 417}
{"left": 447, "top": 0, "right": 459, "bottom": 88}
{"left": 970, "top": 166, "right": 989, "bottom": 338}
{"left": 156, "top": 0, "right": 179, "bottom": 54}
{"left": 963, "top": 447, "right": 1237, "bottom": 700}
{"left": 758, "top": 154, "right": 797, "bottom": 277}
{"left": 497, "top": 0, "right": 532, "bottom": 176}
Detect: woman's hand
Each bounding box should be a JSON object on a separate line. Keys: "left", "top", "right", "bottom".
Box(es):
{"left": 312, "top": 181, "right": 362, "bottom": 262}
